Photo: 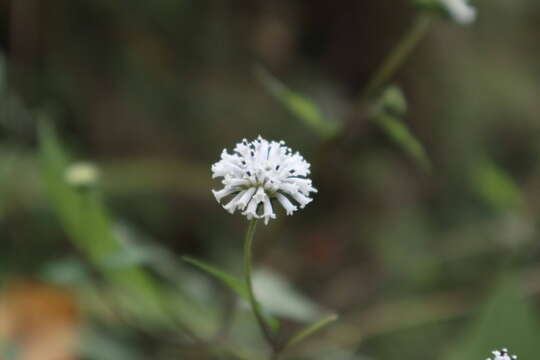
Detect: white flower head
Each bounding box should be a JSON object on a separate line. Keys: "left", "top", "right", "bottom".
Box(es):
{"left": 440, "top": 0, "right": 477, "bottom": 25}
{"left": 487, "top": 348, "right": 517, "bottom": 360}
{"left": 211, "top": 136, "right": 317, "bottom": 225}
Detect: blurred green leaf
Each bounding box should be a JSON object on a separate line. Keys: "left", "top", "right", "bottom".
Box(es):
{"left": 80, "top": 327, "right": 143, "bottom": 360}
{"left": 38, "top": 121, "right": 190, "bottom": 326}
{"left": 253, "top": 268, "right": 324, "bottom": 323}
{"left": 182, "top": 257, "right": 282, "bottom": 333}
{"left": 286, "top": 313, "right": 339, "bottom": 348}
{"left": 41, "top": 258, "right": 90, "bottom": 285}
{"left": 182, "top": 256, "right": 249, "bottom": 299}
{"left": 469, "top": 158, "right": 524, "bottom": 211}
{"left": 413, "top": 0, "right": 444, "bottom": 13}
{"left": 373, "top": 87, "right": 431, "bottom": 172}
{"left": 38, "top": 121, "right": 80, "bottom": 233}
{"left": 446, "top": 273, "right": 540, "bottom": 360}
{"left": 39, "top": 121, "right": 120, "bottom": 260}
{"left": 255, "top": 66, "right": 341, "bottom": 139}
{"left": 380, "top": 86, "right": 408, "bottom": 116}
{"left": 305, "top": 346, "right": 361, "bottom": 360}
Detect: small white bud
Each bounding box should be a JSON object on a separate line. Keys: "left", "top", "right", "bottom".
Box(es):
{"left": 65, "top": 162, "right": 100, "bottom": 187}
{"left": 440, "top": 0, "right": 477, "bottom": 25}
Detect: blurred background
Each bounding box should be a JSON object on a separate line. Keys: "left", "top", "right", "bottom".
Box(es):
{"left": 1, "top": 0, "right": 540, "bottom": 359}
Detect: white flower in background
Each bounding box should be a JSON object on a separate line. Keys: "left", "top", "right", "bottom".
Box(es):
{"left": 487, "top": 348, "right": 517, "bottom": 360}
{"left": 65, "top": 162, "right": 100, "bottom": 187}
{"left": 211, "top": 136, "right": 317, "bottom": 225}
{"left": 440, "top": 0, "right": 477, "bottom": 24}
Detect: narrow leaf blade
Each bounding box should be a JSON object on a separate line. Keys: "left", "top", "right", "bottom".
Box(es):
{"left": 373, "top": 86, "right": 431, "bottom": 172}
{"left": 286, "top": 313, "right": 339, "bottom": 348}
{"left": 469, "top": 157, "right": 523, "bottom": 211}
{"left": 255, "top": 66, "right": 340, "bottom": 139}
{"left": 374, "top": 114, "right": 431, "bottom": 172}
{"left": 182, "top": 256, "right": 249, "bottom": 299}
{"left": 38, "top": 121, "right": 172, "bottom": 323}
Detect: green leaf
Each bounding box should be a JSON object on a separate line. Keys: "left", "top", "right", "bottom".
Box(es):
{"left": 373, "top": 87, "right": 430, "bottom": 172}
{"left": 380, "top": 86, "right": 407, "bottom": 116}
{"left": 38, "top": 120, "right": 127, "bottom": 261}
{"left": 38, "top": 121, "right": 80, "bottom": 235}
{"left": 253, "top": 268, "right": 324, "bottom": 323}
{"left": 182, "top": 256, "right": 249, "bottom": 299}
{"left": 286, "top": 313, "right": 339, "bottom": 348}
{"left": 413, "top": 0, "right": 442, "bottom": 12}
{"left": 79, "top": 327, "right": 143, "bottom": 360}
{"left": 182, "top": 258, "right": 282, "bottom": 333}
{"left": 445, "top": 273, "right": 540, "bottom": 360}
{"left": 413, "top": 0, "right": 452, "bottom": 21}
{"left": 38, "top": 121, "right": 174, "bottom": 324}
{"left": 306, "top": 346, "right": 361, "bottom": 360}
{"left": 41, "top": 258, "right": 89, "bottom": 285}
{"left": 469, "top": 157, "right": 523, "bottom": 211}
{"left": 255, "top": 66, "right": 341, "bottom": 139}
{"left": 374, "top": 114, "right": 431, "bottom": 172}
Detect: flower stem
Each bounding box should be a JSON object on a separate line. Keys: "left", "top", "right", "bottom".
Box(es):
{"left": 363, "top": 15, "right": 433, "bottom": 98}
{"left": 243, "top": 219, "right": 276, "bottom": 351}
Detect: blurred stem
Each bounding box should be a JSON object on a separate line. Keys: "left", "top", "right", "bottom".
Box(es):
{"left": 243, "top": 219, "right": 276, "bottom": 352}
{"left": 363, "top": 15, "right": 433, "bottom": 98}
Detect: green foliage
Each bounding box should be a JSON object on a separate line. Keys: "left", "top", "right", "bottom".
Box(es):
{"left": 446, "top": 273, "right": 540, "bottom": 360}
{"left": 413, "top": 0, "right": 449, "bottom": 20}
{"left": 79, "top": 327, "right": 144, "bottom": 360}
{"left": 414, "top": 0, "right": 443, "bottom": 12}
{"left": 252, "top": 269, "right": 325, "bottom": 323}
{"left": 38, "top": 121, "right": 175, "bottom": 325}
{"left": 3, "top": 1, "right": 540, "bottom": 359}
{"left": 255, "top": 66, "right": 341, "bottom": 140}
{"left": 373, "top": 86, "right": 431, "bottom": 172}
{"left": 469, "top": 158, "right": 524, "bottom": 211}
{"left": 182, "top": 256, "right": 282, "bottom": 334}
{"left": 182, "top": 256, "right": 249, "bottom": 299}
{"left": 182, "top": 255, "right": 338, "bottom": 347}
{"left": 286, "top": 313, "right": 339, "bottom": 348}
{"left": 380, "top": 86, "right": 408, "bottom": 117}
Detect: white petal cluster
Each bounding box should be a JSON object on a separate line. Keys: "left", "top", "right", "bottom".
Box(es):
{"left": 440, "top": 0, "right": 477, "bottom": 24}
{"left": 211, "top": 136, "right": 317, "bottom": 225}
{"left": 487, "top": 348, "right": 517, "bottom": 360}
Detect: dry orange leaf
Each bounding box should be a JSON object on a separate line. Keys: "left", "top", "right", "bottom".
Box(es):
{"left": 0, "top": 281, "right": 80, "bottom": 360}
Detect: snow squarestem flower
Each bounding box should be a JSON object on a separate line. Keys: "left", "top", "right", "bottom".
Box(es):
{"left": 488, "top": 348, "right": 518, "bottom": 360}
{"left": 212, "top": 136, "right": 318, "bottom": 357}
{"left": 211, "top": 136, "right": 317, "bottom": 225}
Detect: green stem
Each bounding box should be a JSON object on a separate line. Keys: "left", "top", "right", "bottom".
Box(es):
{"left": 363, "top": 15, "right": 433, "bottom": 98}
{"left": 243, "top": 219, "right": 276, "bottom": 351}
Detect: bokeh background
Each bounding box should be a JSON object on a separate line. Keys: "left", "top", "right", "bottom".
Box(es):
{"left": 2, "top": 0, "right": 540, "bottom": 359}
